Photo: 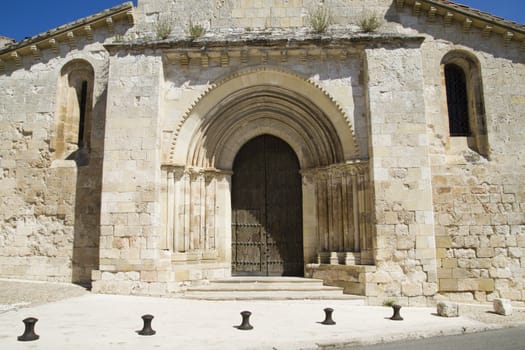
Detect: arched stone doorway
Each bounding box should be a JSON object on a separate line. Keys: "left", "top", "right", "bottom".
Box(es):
{"left": 231, "top": 135, "right": 303, "bottom": 276}
{"left": 162, "top": 68, "right": 373, "bottom": 280}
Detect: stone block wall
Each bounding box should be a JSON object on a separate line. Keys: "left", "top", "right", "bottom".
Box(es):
{"left": 394, "top": 6, "right": 525, "bottom": 302}
{"left": 132, "top": 0, "right": 394, "bottom": 39}
{"left": 0, "top": 33, "right": 111, "bottom": 283}
{"left": 91, "top": 50, "right": 167, "bottom": 293}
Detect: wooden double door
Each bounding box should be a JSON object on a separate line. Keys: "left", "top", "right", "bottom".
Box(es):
{"left": 231, "top": 135, "right": 304, "bottom": 276}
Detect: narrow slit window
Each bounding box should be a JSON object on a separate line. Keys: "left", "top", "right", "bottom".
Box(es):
{"left": 78, "top": 80, "right": 88, "bottom": 148}
{"left": 445, "top": 64, "right": 470, "bottom": 136}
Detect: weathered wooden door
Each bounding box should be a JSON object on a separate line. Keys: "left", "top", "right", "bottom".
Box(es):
{"left": 232, "top": 135, "right": 303, "bottom": 276}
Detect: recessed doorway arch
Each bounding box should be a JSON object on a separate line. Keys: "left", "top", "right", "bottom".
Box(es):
{"left": 162, "top": 67, "right": 373, "bottom": 279}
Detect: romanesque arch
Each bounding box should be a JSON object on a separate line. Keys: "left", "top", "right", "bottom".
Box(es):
{"left": 441, "top": 50, "right": 489, "bottom": 157}
{"left": 161, "top": 67, "right": 373, "bottom": 276}
{"left": 169, "top": 67, "right": 359, "bottom": 168}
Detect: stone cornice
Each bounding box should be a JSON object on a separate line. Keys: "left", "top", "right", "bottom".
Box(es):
{"left": 0, "top": 2, "right": 134, "bottom": 71}
{"left": 104, "top": 32, "right": 425, "bottom": 55}
{"left": 397, "top": 0, "right": 525, "bottom": 47}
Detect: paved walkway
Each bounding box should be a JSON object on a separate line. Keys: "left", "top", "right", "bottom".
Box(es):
{"left": 0, "top": 293, "right": 518, "bottom": 350}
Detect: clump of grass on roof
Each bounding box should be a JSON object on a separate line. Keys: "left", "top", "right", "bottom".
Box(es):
{"left": 308, "top": 5, "right": 334, "bottom": 34}
{"left": 358, "top": 12, "right": 382, "bottom": 33}
{"left": 156, "top": 16, "right": 173, "bottom": 40}
{"left": 189, "top": 18, "right": 206, "bottom": 40}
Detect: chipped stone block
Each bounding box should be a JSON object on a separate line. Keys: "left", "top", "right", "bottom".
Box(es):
{"left": 493, "top": 298, "right": 513, "bottom": 316}
{"left": 437, "top": 301, "right": 459, "bottom": 317}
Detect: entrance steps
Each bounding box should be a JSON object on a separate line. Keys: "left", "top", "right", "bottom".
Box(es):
{"left": 181, "top": 277, "right": 365, "bottom": 302}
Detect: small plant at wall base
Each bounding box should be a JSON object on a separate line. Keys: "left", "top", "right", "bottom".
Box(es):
{"left": 189, "top": 19, "right": 206, "bottom": 40}
{"left": 308, "top": 5, "right": 334, "bottom": 34}
{"left": 358, "top": 13, "right": 382, "bottom": 33}
{"left": 383, "top": 299, "right": 396, "bottom": 307}
{"left": 156, "top": 17, "right": 173, "bottom": 40}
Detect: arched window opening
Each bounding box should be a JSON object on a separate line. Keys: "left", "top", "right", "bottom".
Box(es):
{"left": 445, "top": 64, "right": 470, "bottom": 137}
{"left": 441, "top": 51, "right": 488, "bottom": 158}
{"left": 53, "top": 60, "right": 94, "bottom": 165}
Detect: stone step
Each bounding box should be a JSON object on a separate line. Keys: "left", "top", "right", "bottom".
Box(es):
{"left": 181, "top": 290, "right": 365, "bottom": 301}
{"left": 181, "top": 277, "right": 365, "bottom": 301}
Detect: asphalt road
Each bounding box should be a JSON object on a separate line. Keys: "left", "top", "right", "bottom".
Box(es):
{"left": 348, "top": 325, "right": 525, "bottom": 350}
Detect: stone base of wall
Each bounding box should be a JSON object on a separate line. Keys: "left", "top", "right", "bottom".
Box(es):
{"left": 305, "top": 263, "right": 377, "bottom": 295}
{"left": 91, "top": 262, "right": 231, "bottom": 296}
{"left": 305, "top": 264, "right": 438, "bottom": 306}
{"left": 0, "top": 256, "right": 72, "bottom": 283}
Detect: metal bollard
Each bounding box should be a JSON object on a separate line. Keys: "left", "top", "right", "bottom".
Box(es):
{"left": 18, "top": 317, "right": 40, "bottom": 341}
{"left": 321, "top": 308, "right": 336, "bottom": 325}
{"left": 138, "top": 314, "right": 156, "bottom": 335}
{"left": 238, "top": 311, "right": 253, "bottom": 330}
{"left": 390, "top": 304, "right": 403, "bottom": 321}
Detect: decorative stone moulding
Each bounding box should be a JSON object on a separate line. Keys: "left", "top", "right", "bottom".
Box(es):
{"left": 30, "top": 45, "right": 40, "bottom": 60}
{"left": 504, "top": 31, "right": 514, "bottom": 46}
{"left": 106, "top": 18, "right": 114, "bottom": 33}
{"left": 127, "top": 11, "right": 135, "bottom": 25}
{"left": 427, "top": 7, "right": 437, "bottom": 22}
{"left": 483, "top": 25, "right": 493, "bottom": 38}
{"left": 463, "top": 18, "right": 472, "bottom": 32}
{"left": 413, "top": 2, "right": 422, "bottom": 16}
{"left": 66, "top": 32, "right": 76, "bottom": 47}
{"left": 443, "top": 12, "right": 454, "bottom": 26}
{"left": 397, "top": 0, "right": 523, "bottom": 47}
{"left": 200, "top": 54, "right": 209, "bottom": 68}
{"left": 49, "top": 39, "right": 59, "bottom": 53}
{"left": 84, "top": 25, "right": 94, "bottom": 41}
{"left": 10, "top": 51, "right": 21, "bottom": 66}
{"left": 220, "top": 52, "right": 229, "bottom": 67}
{"left": 0, "top": 3, "right": 133, "bottom": 70}
{"left": 167, "top": 67, "right": 360, "bottom": 164}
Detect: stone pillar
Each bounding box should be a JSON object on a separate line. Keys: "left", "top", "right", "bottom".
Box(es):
{"left": 92, "top": 52, "right": 165, "bottom": 295}
{"left": 365, "top": 42, "right": 437, "bottom": 302}
{"left": 302, "top": 173, "right": 319, "bottom": 264}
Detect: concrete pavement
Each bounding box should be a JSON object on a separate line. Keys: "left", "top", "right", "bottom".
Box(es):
{"left": 0, "top": 293, "right": 510, "bottom": 349}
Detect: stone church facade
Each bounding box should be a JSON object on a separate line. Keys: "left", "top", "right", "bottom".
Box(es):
{"left": 0, "top": 0, "right": 524, "bottom": 305}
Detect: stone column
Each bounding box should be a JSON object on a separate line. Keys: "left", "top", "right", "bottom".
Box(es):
{"left": 302, "top": 162, "right": 372, "bottom": 264}
{"left": 163, "top": 167, "right": 230, "bottom": 263}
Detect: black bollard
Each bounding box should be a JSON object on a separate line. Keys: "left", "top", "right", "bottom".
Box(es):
{"left": 321, "top": 308, "right": 336, "bottom": 325}
{"left": 18, "top": 317, "right": 39, "bottom": 341}
{"left": 390, "top": 304, "right": 403, "bottom": 321}
{"left": 238, "top": 311, "right": 253, "bottom": 330}
{"left": 138, "top": 314, "right": 156, "bottom": 335}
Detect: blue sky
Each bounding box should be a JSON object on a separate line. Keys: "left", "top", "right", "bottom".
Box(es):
{"left": 0, "top": 0, "right": 523, "bottom": 41}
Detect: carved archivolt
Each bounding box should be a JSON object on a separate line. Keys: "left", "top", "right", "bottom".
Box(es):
{"left": 168, "top": 67, "right": 360, "bottom": 170}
